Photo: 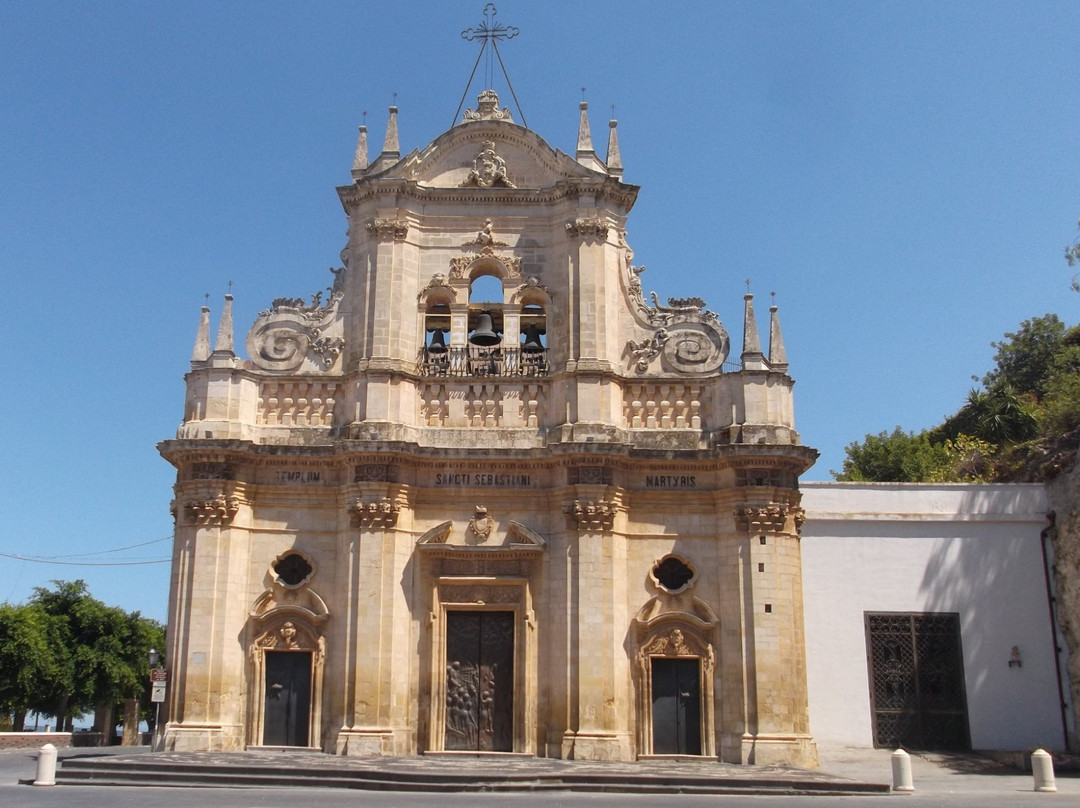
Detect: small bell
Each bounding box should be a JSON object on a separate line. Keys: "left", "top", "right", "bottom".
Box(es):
{"left": 469, "top": 311, "right": 501, "bottom": 346}
{"left": 427, "top": 329, "right": 448, "bottom": 354}
{"left": 521, "top": 324, "right": 545, "bottom": 352}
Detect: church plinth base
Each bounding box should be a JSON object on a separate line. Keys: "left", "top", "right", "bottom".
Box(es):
{"left": 335, "top": 728, "right": 397, "bottom": 756}
{"left": 163, "top": 723, "right": 242, "bottom": 752}
{"left": 741, "top": 734, "right": 818, "bottom": 768}
{"left": 562, "top": 731, "right": 632, "bottom": 761}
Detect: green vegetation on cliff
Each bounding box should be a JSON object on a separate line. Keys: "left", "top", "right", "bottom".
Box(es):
{"left": 834, "top": 314, "right": 1080, "bottom": 482}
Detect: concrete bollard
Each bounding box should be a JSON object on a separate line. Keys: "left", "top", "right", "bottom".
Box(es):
{"left": 891, "top": 748, "right": 914, "bottom": 793}
{"left": 1032, "top": 748, "right": 1057, "bottom": 792}
{"left": 33, "top": 743, "right": 57, "bottom": 787}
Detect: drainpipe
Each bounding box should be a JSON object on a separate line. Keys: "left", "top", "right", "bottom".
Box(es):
{"left": 1041, "top": 510, "right": 1072, "bottom": 751}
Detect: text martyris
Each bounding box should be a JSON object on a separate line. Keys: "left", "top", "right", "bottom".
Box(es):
{"left": 644, "top": 475, "right": 696, "bottom": 489}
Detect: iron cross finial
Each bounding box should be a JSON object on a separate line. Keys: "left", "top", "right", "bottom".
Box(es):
{"left": 461, "top": 4, "right": 519, "bottom": 44}
{"left": 745, "top": 278, "right": 751, "bottom": 294}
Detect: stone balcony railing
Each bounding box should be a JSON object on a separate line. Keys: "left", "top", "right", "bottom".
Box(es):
{"left": 623, "top": 382, "right": 703, "bottom": 429}
{"left": 257, "top": 380, "right": 339, "bottom": 426}
{"left": 417, "top": 346, "right": 549, "bottom": 378}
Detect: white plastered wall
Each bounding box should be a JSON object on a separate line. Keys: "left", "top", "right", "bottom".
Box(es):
{"left": 800, "top": 482, "right": 1067, "bottom": 751}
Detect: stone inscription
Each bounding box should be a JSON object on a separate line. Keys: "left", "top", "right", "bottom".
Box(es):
{"left": 275, "top": 470, "right": 323, "bottom": 484}
{"left": 644, "top": 474, "right": 697, "bottom": 489}
{"left": 433, "top": 472, "right": 532, "bottom": 488}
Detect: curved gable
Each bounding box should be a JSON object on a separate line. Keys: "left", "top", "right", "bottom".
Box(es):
{"left": 402, "top": 121, "right": 600, "bottom": 190}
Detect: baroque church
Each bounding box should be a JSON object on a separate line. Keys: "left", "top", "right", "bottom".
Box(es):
{"left": 159, "top": 83, "right": 817, "bottom": 766}
{"left": 158, "top": 32, "right": 1070, "bottom": 761}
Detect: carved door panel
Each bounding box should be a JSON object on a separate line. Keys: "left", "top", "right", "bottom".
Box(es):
{"left": 263, "top": 651, "right": 312, "bottom": 747}
{"left": 445, "top": 611, "right": 514, "bottom": 751}
{"left": 651, "top": 658, "right": 701, "bottom": 755}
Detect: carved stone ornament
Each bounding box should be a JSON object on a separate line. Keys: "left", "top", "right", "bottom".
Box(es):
{"left": 354, "top": 464, "right": 390, "bottom": 483}
{"left": 189, "top": 462, "right": 235, "bottom": 481}
{"left": 449, "top": 248, "right": 522, "bottom": 279}
{"left": 184, "top": 494, "right": 240, "bottom": 525}
{"left": 349, "top": 497, "right": 400, "bottom": 528}
{"left": 644, "top": 628, "right": 695, "bottom": 657}
{"left": 461, "top": 89, "right": 514, "bottom": 123}
{"left": 733, "top": 503, "right": 793, "bottom": 533}
{"left": 460, "top": 140, "right": 516, "bottom": 188}
{"left": 247, "top": 275, "right": 345, "bottom": 372}
{"left": 627, "top": 328, "right": 669, "bottom": 373}
{"left": 464, "top": 218, "right": 509, "bottom": 247}
{"left": 366, "top": 217, "right": 409, "bottom": 240}
{"left": 624, "top": 289, "right": 731, "bottom": 375}
{"left": 565, "top": 218, "right": 609, "bottom": 241}
{"left": 467, "top": 505, "right": 495, "bottom": 543}
{"left": 564, "top": 499, "right": 616, "bottom": 531}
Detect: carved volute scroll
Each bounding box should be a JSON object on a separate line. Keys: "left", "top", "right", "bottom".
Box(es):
{"left": 246, "top": 272, "right": 346, "bottom": 372}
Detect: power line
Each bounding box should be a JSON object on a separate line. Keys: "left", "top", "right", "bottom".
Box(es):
{"left": 32, "top": 535, "right": 173, "bottom": 560}
{"left": 0, "top": 553, "right": 170, "bottom": 567}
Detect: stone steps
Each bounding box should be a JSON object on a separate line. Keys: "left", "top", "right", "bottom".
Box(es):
{"left": 54, "top": 753, "right": 891, "bottom": 795}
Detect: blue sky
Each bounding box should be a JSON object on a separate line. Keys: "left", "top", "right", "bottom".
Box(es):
{"left": 1, "top": 2, "right": 1077, "bottom": 622}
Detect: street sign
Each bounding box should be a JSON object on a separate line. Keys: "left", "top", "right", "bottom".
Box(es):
{"left": 151, "top": 683, "right": 166, "bottom": 703}
{"left": 150, "top": 667, "right": 168, "bottom": 682}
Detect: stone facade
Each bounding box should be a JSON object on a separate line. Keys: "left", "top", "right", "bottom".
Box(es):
{"left": 159, "top": 91, "right": 817, "bottom": 765}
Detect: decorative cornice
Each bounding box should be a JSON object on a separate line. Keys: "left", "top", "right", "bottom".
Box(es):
{"left": 366, "top": 218, "right": 410, "bottom": 241}
{"left": 338, "top": 178, "right": 638, "bottom": 213}
{"left": 564, "top": 499, "right": 616, "bottom": 530}
{"left": 565, "top": 217, "right": 609, "bottom": 241}
{"left": 348, "top": 496, "right": 400, "bottom": 528}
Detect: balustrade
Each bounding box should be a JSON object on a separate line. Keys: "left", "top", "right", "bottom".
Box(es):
{"left": 258, "top": 381, "right": 338, "bottom": 426}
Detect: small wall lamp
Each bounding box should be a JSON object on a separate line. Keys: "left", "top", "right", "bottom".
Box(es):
{"left": 1009, "top": 645, "right": 1023, "bottom": 668}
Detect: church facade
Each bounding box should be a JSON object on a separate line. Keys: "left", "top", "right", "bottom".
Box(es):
{"left": 158, "top": 89, "right": 819, "bottom": 765}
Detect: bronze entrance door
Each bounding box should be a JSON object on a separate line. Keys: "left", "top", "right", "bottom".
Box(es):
{"left": 651, "top": 658, "right": 702, "bottom": 755}
{"left": 263, "top": 651, "right": 312, "bottom": 747}
{"left": 444, "top": 611, "right": 514, "bottom": 751}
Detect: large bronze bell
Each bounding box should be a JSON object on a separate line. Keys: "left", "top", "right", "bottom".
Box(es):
{"left": 469, "top": 312, "right": 501, "bottom": 346}
{"left": 521, "top": 324, "right": 545, "bottom": 353}
{"left": 427, "top": 329, "right": 448, "bottom": 354}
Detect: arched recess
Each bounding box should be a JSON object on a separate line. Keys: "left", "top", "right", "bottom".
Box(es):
{"left": 510, "top": 279, "right": 552, "bottom": 374}
{"left": 633, "top": 618, "right": 717, "bottom": 758}
{"left": 633, "top": 556, "right": 718, "bottom": 759}
{"left": 418, "top": 284, "right": 455, "bottom": 372}
{"left": 247, "top": 554, "right": 329, "bottom": 749}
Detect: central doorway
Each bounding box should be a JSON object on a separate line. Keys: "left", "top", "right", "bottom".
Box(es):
{"left": 651, "top": 657, "right": 702, "bottom": 755}
{"left": 444, "top": 611, "right": 514, "bottom": 751}
{"left": 263, "top": 651, "right": 312, "bottom": 747}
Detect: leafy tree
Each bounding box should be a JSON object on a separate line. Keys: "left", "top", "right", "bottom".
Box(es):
{"left": 0, "top": 604, "right": 72, "bottom": 729}
{"left": 1066, "top": 219, "right": 1080, "bottom": 291}
{"left": 981, "top": 314, "right": 1066, "bottom": 400}
{"left": 833, "top": 427, "right": 949, "bottom": 482}
{"left": 20, "top": 580, "right": 164, "bottom": 735}
{"left": 837, "top": 314, "right": 1078, "bottom": 483}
